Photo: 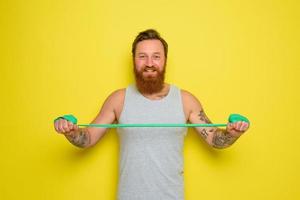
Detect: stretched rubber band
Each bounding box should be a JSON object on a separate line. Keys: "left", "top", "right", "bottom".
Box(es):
{"left": 55, "top": 114, "right": 249, "bottom": 128}
{"left": 77, "top": 123, "right": 227, "bottom": 128}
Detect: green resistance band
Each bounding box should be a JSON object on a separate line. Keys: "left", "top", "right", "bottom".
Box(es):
{"left": 79, "top": 123, "right": 227, "bottom": 128}
{"left": 55, "top": 114, "right": 249, "bottom": 128}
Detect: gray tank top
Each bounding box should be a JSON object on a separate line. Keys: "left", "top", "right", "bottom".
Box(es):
{"left": 117, "top": 84, "right": 187, "bottom": 200}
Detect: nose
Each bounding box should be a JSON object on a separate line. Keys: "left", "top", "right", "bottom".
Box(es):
{"left": 146, "top": 57, "right": 154, "bottom": 67}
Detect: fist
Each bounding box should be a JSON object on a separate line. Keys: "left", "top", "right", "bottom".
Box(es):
{"left": 226, "top": 121, "right": 249, "bottom": 137}
{"left": 54, "top": 119, "right": 79, "bottom": 135}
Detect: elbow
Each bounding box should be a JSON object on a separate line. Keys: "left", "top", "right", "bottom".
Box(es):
{"left": 73, "top": 143, "right": 90, "bottom": 149}
{"left": 209, "top": 141, "right": 232, "bottom": 149}
{"left": 211, "top": 144, "right": 231, "bottom": 149}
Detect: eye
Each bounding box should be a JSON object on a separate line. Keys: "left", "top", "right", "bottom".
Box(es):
{"left": 138, "top": 54, "right": 146, "bottom": 59}
{"left": 153, "top": 55, "right": 160, "bottom": 60}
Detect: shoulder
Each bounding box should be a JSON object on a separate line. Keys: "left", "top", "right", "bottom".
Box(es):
{"left": 180, "top": 89, "right": 203, "bottom": 110}
{"left": 106, "top": 88, "right": 125, "bottom": 102}
{"left": 99, "top": 88, "right": 126, "bottom": 118}
{"left": 180, "top": 89, "right": 199, "bottom": 103}
{"left": 109, "top": 88, "right": 126, "bottom": 98}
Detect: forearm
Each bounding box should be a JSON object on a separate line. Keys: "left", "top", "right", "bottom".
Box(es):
{"left": 183, "top": 91, "right": 248, "bottom": 149}
{"left": 65, "top": 128, "right": 91, "bottom": 148}
{"left": 208, "top": 128, "right": 240, "bottom": 149}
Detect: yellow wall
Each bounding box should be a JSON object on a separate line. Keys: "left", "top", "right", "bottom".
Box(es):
{"left": 1, "top": 0, "right": 299, "bottom": 199}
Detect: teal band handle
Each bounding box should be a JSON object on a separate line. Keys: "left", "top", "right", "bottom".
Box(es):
{"left": 54, "top": 114, "right": 77, "bottom": 124}
{"left": 228, "top": 114, "right": 250, "bottom": 124}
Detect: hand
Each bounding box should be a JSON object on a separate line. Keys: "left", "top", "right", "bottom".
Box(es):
{"left": 54, "top": 119, "right": 79, "bottom": 135}
{"left": 226, "top": 121, "right": 249, "bottom": 137}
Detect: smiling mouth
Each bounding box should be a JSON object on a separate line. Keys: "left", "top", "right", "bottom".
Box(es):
{"left": 143, "top": 67, "right": 157, "bottom": 72}
{"left": 142, "top": 68, "right": 157, "bottom": 79}
{"left": 144, "top": 69, "right": 156, "bottom": 72}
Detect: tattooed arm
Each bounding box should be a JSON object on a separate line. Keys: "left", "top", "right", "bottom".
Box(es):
{"left": 54, "top": 118, "right": 94, "bottom": 148}
{"left": 54, "top": 89, "right": 125, "bottom": 148}
{"left": 64, "top": 128, "right": 91, "bottom": 148}
{"left": 181, "top": 90, "right": 249, "bottom": 149}
{"left": 197, "top": 111, "right": 242, "bottom": 149}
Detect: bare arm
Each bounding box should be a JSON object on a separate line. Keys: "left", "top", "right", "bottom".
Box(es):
{"left": 64, "top": 128, "right": 91, "bottom": 148}
{"left": 54, "top": 89, "right": 125, "bottom": 148}
{"left": 182, "top": 90, "right": 249, "bottom": 149}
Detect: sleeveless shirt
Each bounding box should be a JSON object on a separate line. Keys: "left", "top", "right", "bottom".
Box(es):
{"left": 117, "top": 84, "right": 187, "bottom": 200}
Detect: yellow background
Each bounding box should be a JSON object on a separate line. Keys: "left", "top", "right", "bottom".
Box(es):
{"left": 1, "top": 0, "right": 299, "bottom": 199}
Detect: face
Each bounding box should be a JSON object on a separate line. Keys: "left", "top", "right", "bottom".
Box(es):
{"left": 134, "top": 39, "right": 166, "bottom": 94}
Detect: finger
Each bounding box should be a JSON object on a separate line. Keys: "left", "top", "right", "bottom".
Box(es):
{"left": 232, "top": 121, "right": 240, "bottom": 130}
{"left": 68, "top": 121, "right": 74, "bottom": 130}
{"left": 63, "top": 120, "right": 70, "bottom": 132}
{"left": 237, "top": 121, "right": 249, "bottom": 132}
{"left": 54, "top": 120, "right": 59, "bottom": 132}
{"left": 56, "top": 121, "right": 64, "bottom": 133}
{"left": 240, "top": 122, "right": 249, "bottom": 131}
{"left": 226, "top": 123, "right": 234, "bottom": 131}
{"left": 74, "top": 124, "right": 79, "bottom": 131}
{"left": 58, "top": 119, "right": 66, "bottom": 133}
{"left": 237, "top": 121, "right": 244, "bottom": 131}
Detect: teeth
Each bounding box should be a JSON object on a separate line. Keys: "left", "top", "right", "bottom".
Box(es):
{"left": 145, "top": 69, "right": 155, "bottom": 72}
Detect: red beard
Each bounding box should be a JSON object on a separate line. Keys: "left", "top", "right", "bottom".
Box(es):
{"left": 134, "top": 66, "right": 165, "bottom": 94}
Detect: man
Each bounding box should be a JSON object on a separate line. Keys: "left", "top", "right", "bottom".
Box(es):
{"left": 54, "top": 29, "right": 249, "bottom": 200}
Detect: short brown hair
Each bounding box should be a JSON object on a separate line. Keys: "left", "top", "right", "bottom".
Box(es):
{"left": 132, "top": 29, "right": 168, "bottom": 58}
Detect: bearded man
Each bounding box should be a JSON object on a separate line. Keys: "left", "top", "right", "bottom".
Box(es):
{"left": 54, "top": 29, "right": 249, "bottom": 200}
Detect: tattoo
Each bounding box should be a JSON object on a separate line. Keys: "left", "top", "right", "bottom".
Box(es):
{"left": 200, "top": 129, "right": 209, "bottom": 139}
{"left": 212, "top": 129, "right": 238, "bottom": 149}
{"left": 198, "top": 110, "right": 212, "bottom": 123}
{"left": 199, "top": 128, "right": 215, "bottom": 140}
{"left": 66, "top": 129, "right": 91, "bottom": 148}
{"left": 196, "top": 110, "right": 238, "bottom": 148}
